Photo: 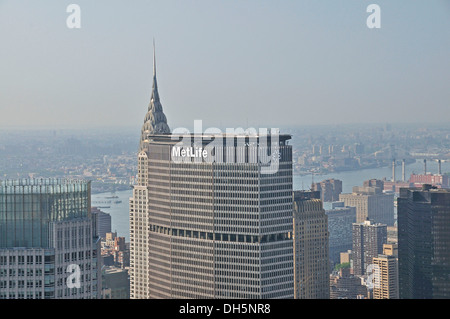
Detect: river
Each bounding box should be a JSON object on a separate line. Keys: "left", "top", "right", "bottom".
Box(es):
{"left": 92, "top": 159, "right": 450, "bottom": 242}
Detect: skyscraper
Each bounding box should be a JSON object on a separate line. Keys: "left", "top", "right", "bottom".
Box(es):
{"left": 92, "top": 207, "right": 112, "bottom": 240}
{"left": 339, "top": 180, "right": 394, "bottom": 226}
{"left": 293, "top": 191, "right": 329, "bottom": 299}
{"left": 326, "top": 202, "right": 356, "bottom": 265}
{"left": 398, "top": 185, "right": 450, "bottom": 299}
{"left": 352, "top": 220, "right": 387, "bottom": 276}
{"left": 139, "top": 42, "right": 170, "bottom": 149}
{"left": 130, "top": 43, "right": 170, "bottom": 299}
{"left": 0, "top": 179, "right": 101, "bottom": 299}
{"left": 129, "top": 46, "right": 294, "bottom": 299}
{"left": 312, "top": 179, "right": 342, "bottom": 203}
{"left": 372, "top": 244, "right": 399, "bottom": 299}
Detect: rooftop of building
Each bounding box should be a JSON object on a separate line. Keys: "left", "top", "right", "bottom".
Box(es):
{"left": 103, "top": 266, "right": 128, "bottom": 275}
{"left": 409, "top": 184, "right": 450, "bottom": 192}
{"left": 147, "top": 133, "right": 292, "bottom": 146}
{"left": 351, "top": 186, "right": 384, "bottom": 195}
{"left": 0, "top": 178, "right": 90, "bottom": 195}
{"left": 353, "top": 219, "right": 387, "bottom": 227}
{"left": 293, "top": 190, "right": 321, "bottom": 202}
{"left": 0, "top": 178, "right": 89, "bottom": 187}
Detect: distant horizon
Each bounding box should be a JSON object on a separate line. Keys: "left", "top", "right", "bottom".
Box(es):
{"left": 1, "top": 1, "right": 449, "bottom": 130}
{"left": 1, "top": 121, "right": 450, "bottom": 132}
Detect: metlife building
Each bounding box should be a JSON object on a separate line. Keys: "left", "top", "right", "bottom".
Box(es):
{"left": 130, "top": 132, "right": 294, "bottom": 299}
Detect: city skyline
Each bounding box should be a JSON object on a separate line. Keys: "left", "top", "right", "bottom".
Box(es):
{"left": 1, "top": 1, "right": 449, "bottom": 130}
{"left": 2, "top": 0, "right": 450, "bottom": 303}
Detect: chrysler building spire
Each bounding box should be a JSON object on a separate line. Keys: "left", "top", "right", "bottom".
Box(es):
{"left": 151, "top": 38, "right": 159, "bottom": 103}
{"left": 139, "top": 40, "right": 171, "bottom": 151}
{"left": 153, "top": 38, "right": 156, "bottom": 78}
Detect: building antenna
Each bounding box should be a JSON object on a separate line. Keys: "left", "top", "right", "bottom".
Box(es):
{"left": 153, "top": 37, "right": 156, "bottom": 76}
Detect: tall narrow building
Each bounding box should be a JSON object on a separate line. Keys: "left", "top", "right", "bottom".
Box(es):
{"left": 398, "top": 185, "right": 450, "bottom": 299}
{"left": 293, "top": 191, "right": 330, "bottom": 299}
{"left": 352, "top": 219, "right": 387, "bottom": 276}
{"left": 129, "top": 47, "right": 294, "bottom": 299}
{"left": 372, "top": 244, "right": 399, "bottom": 299}
{"left": 326, "top": 202, "right": 356, "bottom": 265}
{"left": 92, "top": 207, "right": 112, "bottom": 240}
{"left": 130, "top": 43, "right": 170, "bottom": 299}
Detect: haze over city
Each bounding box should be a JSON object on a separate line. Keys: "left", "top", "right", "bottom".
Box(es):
{"left": 1, "top": 0, "right": 449, "bottom": 130}
{"left": 2, "top": 0, "right": 450, "bottom": 306}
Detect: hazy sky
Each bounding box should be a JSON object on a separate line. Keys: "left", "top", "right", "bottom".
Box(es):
{"left": 0, "top": 0, "right": 449, "bottom": 130}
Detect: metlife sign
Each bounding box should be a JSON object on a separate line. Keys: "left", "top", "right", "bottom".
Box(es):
{"left": 170, "top": 120, "right": 282, "bottom": 174}
{"left": 171, "top": 146, "right": 208, "bottom": 160}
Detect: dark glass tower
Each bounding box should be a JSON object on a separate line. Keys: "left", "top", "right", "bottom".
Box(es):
{"left": 398, "top": 185, "right": 450, "bottom": 299}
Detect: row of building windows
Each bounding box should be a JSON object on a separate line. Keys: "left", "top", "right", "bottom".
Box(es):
{"left": 148, "top": 224, "right": 292, "bottom": 244}
{"left": 0, "top": 255, "right": 44, "bottom": 265}
{"left": 0, "top": 269, "right": 43, "bottom": 277}
{"left": 0, "top": 292, "right": 42, "bottom": 299}
{"left": 0, "top": 280, "right": 42, "bottom": 289}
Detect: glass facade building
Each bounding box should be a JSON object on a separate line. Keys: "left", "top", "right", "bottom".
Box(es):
{"left": 0, "top": 179, "right": 90, "bottom": 248}
{"left": 398, "top": 186, "right": 450, "bottom": 299}
{"left": 325, "top": 202, "right": 356, "bottom": 265}
{"left": 0, "top": 179, "right": 101, "bottom": 299}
